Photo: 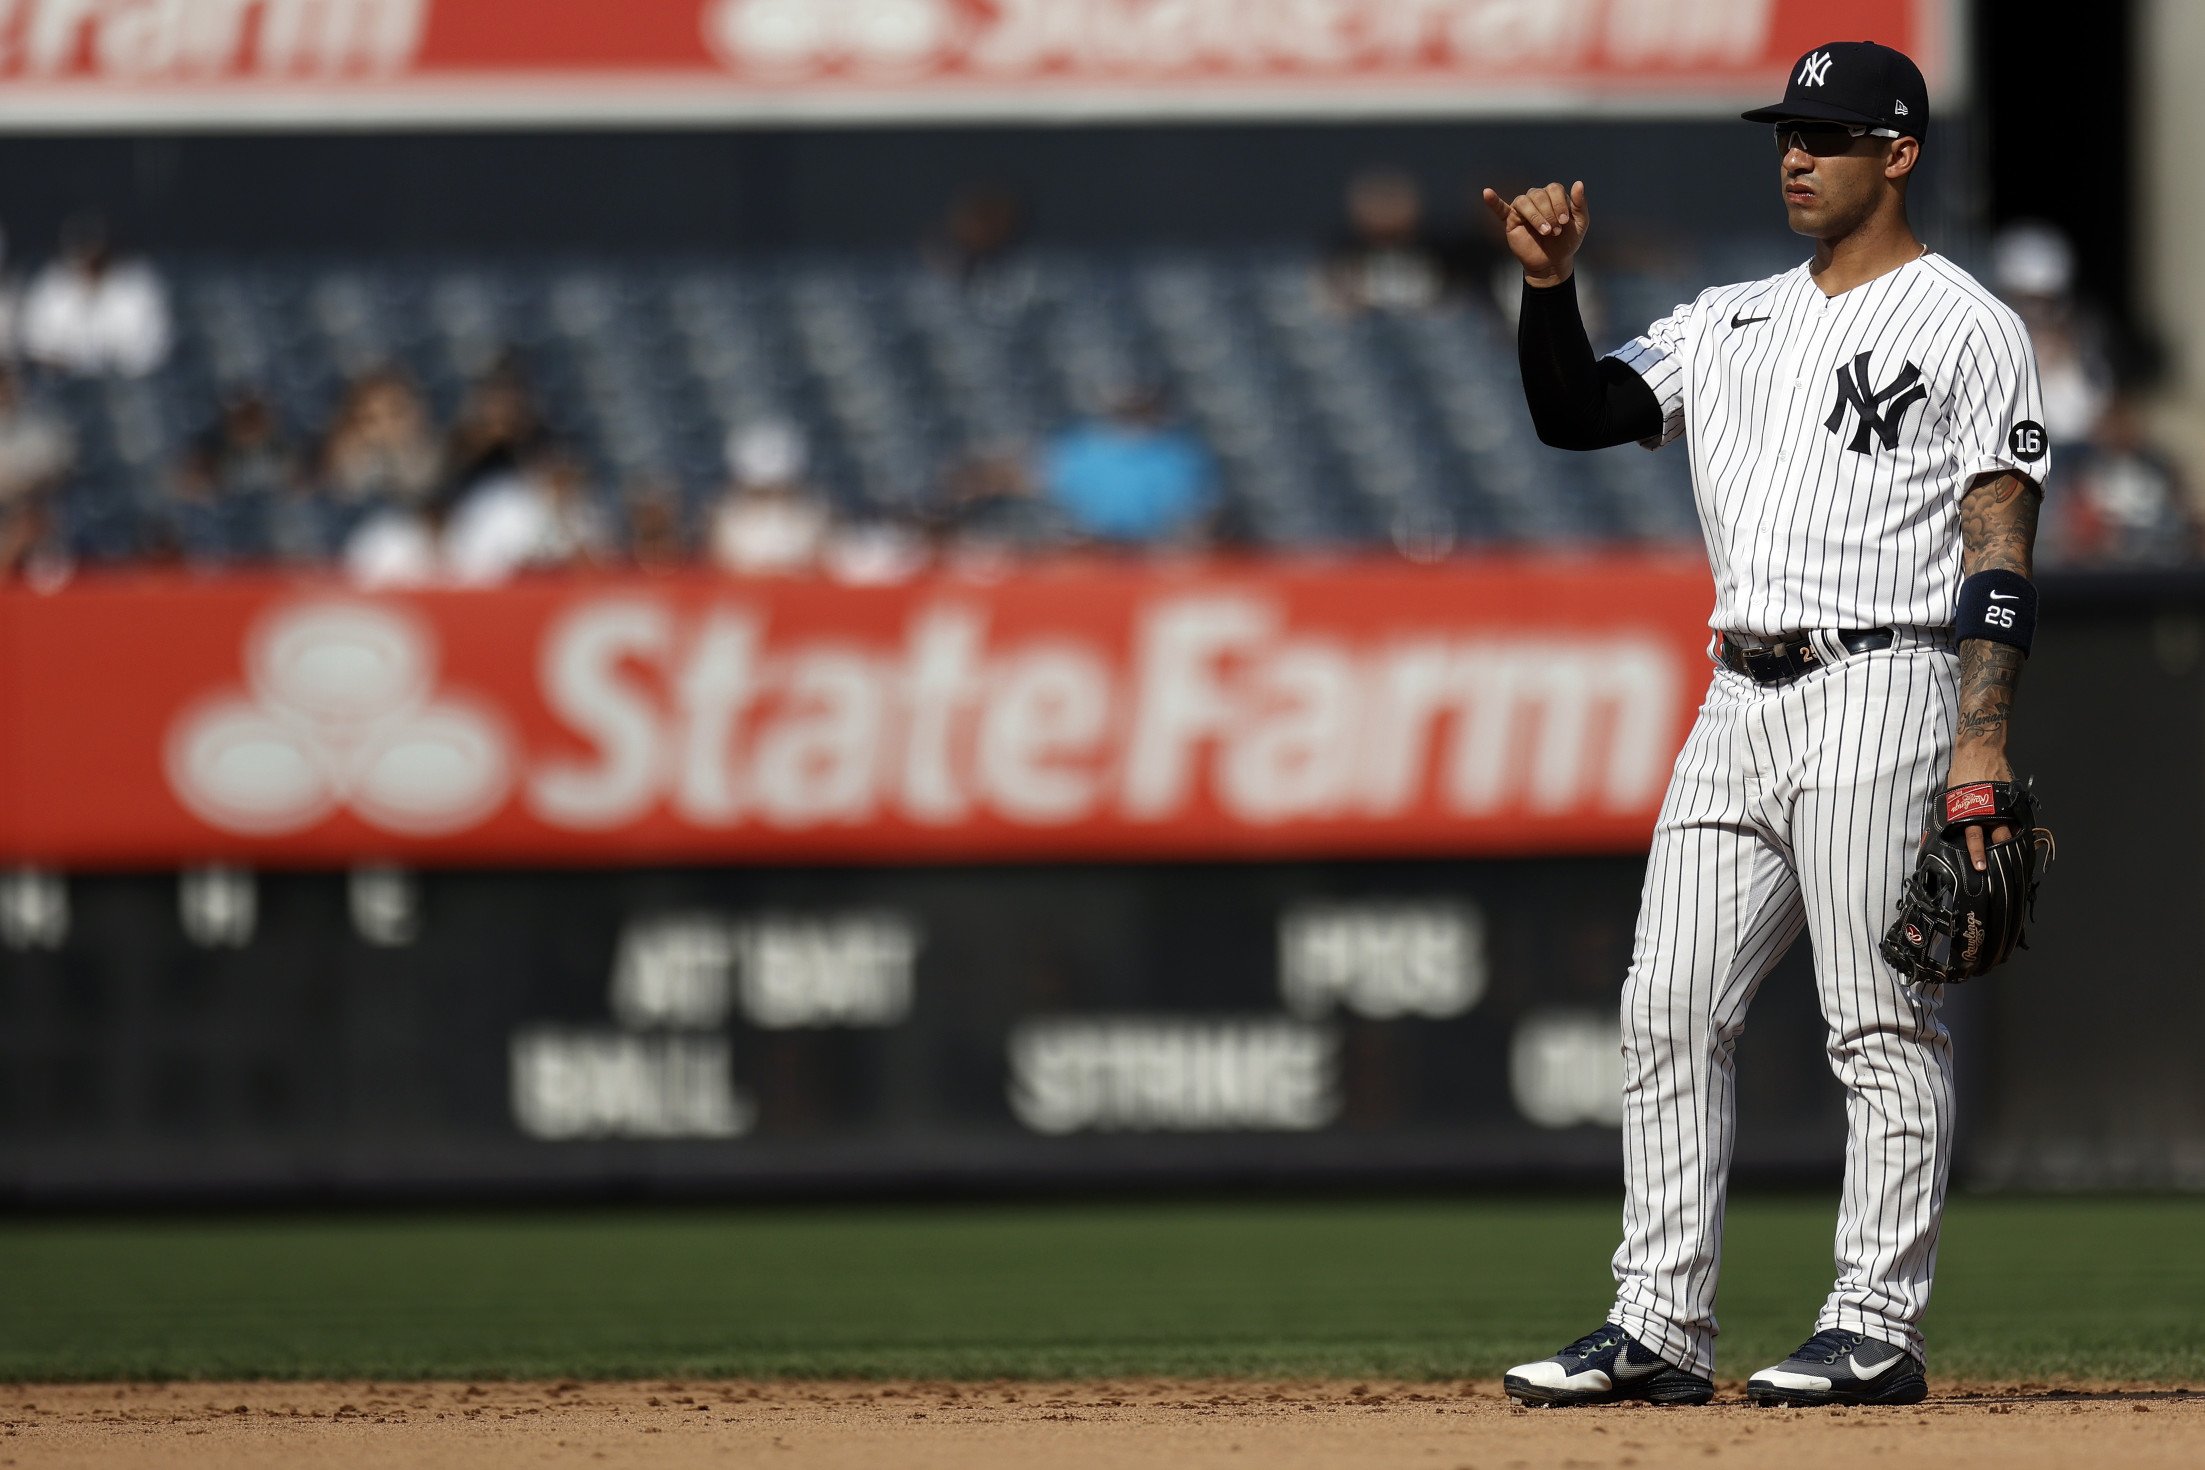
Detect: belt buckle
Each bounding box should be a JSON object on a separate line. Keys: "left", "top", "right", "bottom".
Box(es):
{"left": 1731, "top": 634, "right": 1813, "bottom": 685}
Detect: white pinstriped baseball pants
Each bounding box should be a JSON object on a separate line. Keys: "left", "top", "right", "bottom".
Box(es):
{"left": 1608, "top": 639, "right": 1959, "bottom": 1377}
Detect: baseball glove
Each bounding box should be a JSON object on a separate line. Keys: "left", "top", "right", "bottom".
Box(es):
{"left": 1881, "top": 779, "right": 2054, "bottom": 985}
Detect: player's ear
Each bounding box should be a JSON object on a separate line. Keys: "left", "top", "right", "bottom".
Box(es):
{"left": 1884, "top": 136, "right": 1921, "bottom": 182}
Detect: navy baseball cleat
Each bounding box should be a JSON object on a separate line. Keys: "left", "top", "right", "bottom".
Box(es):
{"left": 1503, "top": 1324, "right": 1715, "bottom": 1407}
{"left": 1746, "top": 1329, "right": 1928, "bottom": 1406}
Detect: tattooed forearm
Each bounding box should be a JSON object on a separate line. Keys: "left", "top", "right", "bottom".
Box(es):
{"left": 1954, "top": 638, "right": 2024, "bottom": 748}
{"left": 1957, "top": 470, "right": 2040, "bottom": 578}
{"left": 1950, "top": 471, "right": 2040, "bottom": 773}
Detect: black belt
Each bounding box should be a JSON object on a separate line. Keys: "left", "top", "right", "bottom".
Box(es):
{"left": 1718, "top": 628, "right": 1894, "bottom": 686}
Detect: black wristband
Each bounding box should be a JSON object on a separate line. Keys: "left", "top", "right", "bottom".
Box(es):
{"left": 1954, "top": 569, "right": 2037, "bottom": 654}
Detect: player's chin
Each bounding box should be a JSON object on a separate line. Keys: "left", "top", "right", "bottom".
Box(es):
{"left": 1782, "top": 203, "right": 1830, "bottom": 236}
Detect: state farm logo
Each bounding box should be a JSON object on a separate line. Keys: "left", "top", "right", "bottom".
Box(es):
{"left": 0, "top": 0, "right": 426, "bottom": 80}
{"left": 166, "top": 601, "right": 513, "bottom": 837}
{"left": 523, "top": 594, "right": 1680, "bottom": 833}
{"left": 153, "top": 589, "right": 1684, "bottom": 848}
{"left": 700, "top": 1, "right": 1777, "bottom": 83}
{"left": 705, "top": 0, "right": 967, "bottom": 78}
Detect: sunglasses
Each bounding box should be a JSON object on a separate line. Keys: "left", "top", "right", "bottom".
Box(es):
{"left": 1772, "top": 121, "right": 1904, "bottom": 156}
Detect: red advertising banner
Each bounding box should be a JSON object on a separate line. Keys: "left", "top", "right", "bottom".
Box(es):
{"left": 0, "top": 556, "right": 1716, "bottom": 868}
{"left": 0, "top": 0, "right": 1954, "bottom": 127}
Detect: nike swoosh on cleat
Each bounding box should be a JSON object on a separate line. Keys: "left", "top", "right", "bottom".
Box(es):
{"left": 1847, "top": 1352, "right": 1902, "bottom": 1380}
{"left": 1731, "top": 313, "right": 1772, "bottom": 328}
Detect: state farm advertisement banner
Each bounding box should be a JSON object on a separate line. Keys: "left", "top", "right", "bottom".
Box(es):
{"left": 0, "top": 0, "right": 1950, "bottom": 126}
{"left": 0, "top": 558, "right": 1715, "bottom": 868}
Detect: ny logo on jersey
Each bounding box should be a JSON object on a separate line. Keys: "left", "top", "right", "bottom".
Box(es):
{"left": 1798, "top": 51, "right": 1834, "bottom": 86}
{"left": 1824, "top": 351, "right": 1928, "bottom": 454}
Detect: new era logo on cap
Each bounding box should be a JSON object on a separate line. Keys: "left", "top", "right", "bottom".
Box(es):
{"left": 1894, "top": 99, "right": 1910, "bottom": 115}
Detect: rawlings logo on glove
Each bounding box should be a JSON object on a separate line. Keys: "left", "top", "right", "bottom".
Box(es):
{"left": 1943, "top": 783, "right": 1998, "bottom": 823}
{"left": 1881, "top": 778, "right": 2054, "bottom": 985}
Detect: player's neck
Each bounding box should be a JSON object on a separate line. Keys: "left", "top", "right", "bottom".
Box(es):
{"left": 1808, "top": 206, "right": 1924, "bottom": 298}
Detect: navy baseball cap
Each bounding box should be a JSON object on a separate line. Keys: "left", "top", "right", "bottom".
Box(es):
{"left": 1742, "top": 41, "right": 1928, "bottom": 143}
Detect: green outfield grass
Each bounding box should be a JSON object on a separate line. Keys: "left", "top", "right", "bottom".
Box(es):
{"left": 0, "top": 1195, "right": 2198, "bottom": 1383}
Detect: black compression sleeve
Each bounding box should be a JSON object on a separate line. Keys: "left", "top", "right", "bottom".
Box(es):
{"left": 1517, "top": 275, "right": 1665, "bottom": 451}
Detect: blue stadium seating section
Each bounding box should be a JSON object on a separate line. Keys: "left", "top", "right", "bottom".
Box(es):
{"left": 36, "top": 246, "right": 1808, "bottom": 562}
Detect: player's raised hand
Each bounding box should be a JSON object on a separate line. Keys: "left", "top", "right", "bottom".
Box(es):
{"left": 1482, "top": 181, "right": 1588, "bottom": 288}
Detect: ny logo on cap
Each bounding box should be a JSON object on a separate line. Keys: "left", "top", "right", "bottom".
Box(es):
{"left": 1798, "top": 51, "right": 1834, "bottom": 86}
{"left": 1824, "top": 351, "right": 1927, "bottom": 454}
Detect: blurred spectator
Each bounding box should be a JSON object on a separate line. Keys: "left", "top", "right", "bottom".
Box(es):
{"left": 0, "top": 365, "right": 74, "bottom": 507}
{"left": 1326, "top": 168, "right": 1449, "bottom": 314}
{"left": 534, "top": 453, "right": 615, "bottom": 569}
{"left": 825, "top": 518, "right": 929, "bottom": 586}
{"left": 709, "top": 420, "right": 832, "bottom": 576}
{"left": 934, "top": 444, "right": 1066, "bottom": 556}
{"left": 357, "top": 356, "right": 561, "bottom": 585}
{"left": 1993, "top": 222, "right": 2114, "bottom": 447}
{"left": 443, "top": 358, "right": 547, "bottom": 502}
{"left": 1041, "top": 387, "right": 1217, "bottom": 547}
{"left": 624, "top": 476, "right": 690, "bottom": 576}
{"left": 2038, "top": 397, "right": 2199, "bottom": 569}
{"left": 170, "top": 391, "right": 303, "bottom": 563}
{"left": 344, "top": 500, "right": 440, "bottom": 589}
{"left": 347, "top": 449, "right": 610, "bottom": 588}
{"left": 0, "top": 493, "right": 70, "bottom": 588}
{"left": 442, "top": 466, "right": 539, "bottom": 584}
{"left": 0, "top": 362, "right": 72, "bottom": 586}
{"left": 923, "top": 183, "right": 1037, "bottom": 310}
{"left": 320, "top": 369, "right": 442, "bottom": 511}
{"left": 443, "top": 450, "right": 611, "bottom": 586}
{"left": 20, "top": 215, "right": 170, "bottom": 377}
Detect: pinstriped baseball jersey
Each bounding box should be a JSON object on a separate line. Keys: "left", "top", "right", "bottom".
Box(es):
{"left": 1609, "top": 254, "right": 2046, "bottom": 637}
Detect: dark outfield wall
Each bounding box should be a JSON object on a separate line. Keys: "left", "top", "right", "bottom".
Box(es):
{"left": 0, "top": 575, "right": 2189, "bottom": 1202}
{"left": 1974, "top": 575, "right": 2205, "bottom": 1188}
{"left": 0, "top": 117, "right": 1969, "bottom": 260}
{"left": 0, "top": 854, "right": 1859, "bottom": 1202}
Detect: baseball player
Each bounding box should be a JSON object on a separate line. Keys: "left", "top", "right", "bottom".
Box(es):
{"left": 1485, "top": 41, "right": 2047, "bottom": 1407}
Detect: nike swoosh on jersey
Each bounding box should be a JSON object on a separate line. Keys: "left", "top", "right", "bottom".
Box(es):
{"left": 1847, "top": 1351, "right": 1902, "bottom": 1380}
{"left": 1730, "top": 313, "right": 1772, "bottom": 328}
{"left": 1988, "top": 591, "right": 2019, "bottom": 601}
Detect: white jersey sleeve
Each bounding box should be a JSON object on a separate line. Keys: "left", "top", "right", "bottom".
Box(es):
{"left": 1606, "top": 299, "right": 1696, "bottom": 450}
{"left": 1946, "top": 305, "right": 2050, "bottom": 490}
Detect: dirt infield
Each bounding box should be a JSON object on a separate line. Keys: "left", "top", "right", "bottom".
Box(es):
{"left": 0, "top": 1378, "right": 2197, "bottom": 1468}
